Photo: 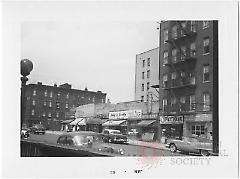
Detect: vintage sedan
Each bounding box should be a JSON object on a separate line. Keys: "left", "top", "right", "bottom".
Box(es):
{"left": 30, "top": 124, "right": 46, "bottom": 135}
{"left": 56, "top": 131, "right": 125, "bottom": 156}
{"left": 166, "top": 136, "right": 213, "bottom": 156}
{"left": 102, "top": 129, "right": 128, "bottom": 144}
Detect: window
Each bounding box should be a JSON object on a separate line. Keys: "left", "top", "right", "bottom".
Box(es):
{"left": 203, "top": 65, "right": 210, "bottom": 82}
{"left": 147, "top": 58, "right": 150, "bottom": 66}
{"left": 171, "top": 72, "right": 177, "bottom": 80}
{"left": 163, "top": 51, "right": 169, "bottom": 65}
{"left": 147, "top": 70, "right": 150, "bottom": 78}
{"left": 190, "top": 42, "right": 196, "bottom": 57}
{"left": 147, "top": 82, "right": 150, "bottom": 90}
{"left": 203, "top": 93, "right": 211, "bottom": 111}
{"left": 163, "top": 29, "right": 168, "bottom": 43}
{"left": 66, "top": 103, "right": 69, "bottom": 109}
{"left": 43, "top": 101, "right": 47, "bottom": 106}
{"left": 172, "top": 48, "right": 177, "bottom": 63}
{"left": 102, "top": 98, "right": 105, "bottom": 103}
{"left": 163, "top": 74, "right": 168, "bottom": 88}
{"left": 146, "top": 94, "right": 149, "bottom": 101}
{"left": 190, "top": 95, "right": 196, "bottom": 111}
{"left": 180, "top": 96, "right": 186, "bottom": 104}
{"left": 31, "top": 109, "right": 35, "bottom": 116}
{"left": 141, "top": 96, "right": 144, "bottom": 102}
{"left": 48, "top": 112, "right": 52, "bottom": 118}
{"left": 180, "top": 21, "right": 187, "bottom": 36}
{"left": 32, "top": 100, "right": 35, "bottom": 106}
{"left": 142, "top": 72, "right": 145, "bottom": 79}
{"left": 190, "top": 72, "right": 196, "bottom": 85}
{"left": 66, "top": 93, "right": 69, "bottom": 99}
{"left": 172, "top": 25, "right": 177, "bottom": 39}
{"left": 170, "top": 97, "right": 176, "bottom": 111}
{"left": 180, "top": 46, "right": 186, "bottom": 60}
{"left": 56, "top": 102, "right": 60, "bottom": 109}
{"left": 163, "top": 99, "right": 167, "bottom": 112}
{"left": 192, "top": 125, "right": 205, "bottom": 136}
{"left": 42, "top": 112, "right": 46, "bottom": 117}
{"left": 180, "top": 71, "right": 186, "bottom": 78}
{"left": 142, "top": 60, "right": 145, "bottom": 67}
{"left": 44, "top": 90, "right": 47, "bottom": 97}
{"left": 49, "top": 101, "right": 52, "bottom": 108}
{"left": 190, "top": 21, "right": 196, "bottom": 32}
{"left": 93, "top": 97, "right": 95, "bottom": 103}
{"left": 141, "top": 84, "right": 144, "bottom": 91}
{"left": 33, "top": 90, "right": 36, "bottom": 96}
{"left": 203, "top": 37, "right": 210, "bottom": 54}
{"left": 57, "top": 92, "right": 61, "bottom": 98}
{"left": 50, "top": 91, "right": 53, "bottom": 98}
{"left": 203, "top": 21, "right": 209, "bottom": 29}
{"left": 56, "top": 112, "right": 59, "bottom": 118}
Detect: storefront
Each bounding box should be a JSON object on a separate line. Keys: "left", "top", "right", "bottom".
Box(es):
{"left": 183, "top": 113, "right": 212, "bottom": 140}
{"left": 102, "top": 120, "right": 127, "bottom": 134}
{"left": 86, "top": 118, "right": 103, "bottom": 133}
{"left": 160, "top": 115, "right": 184, "bottom": 140}
{"left": 60, "top": 119, "right": 74, "bottom": 131}
{"left": 136, "top": 119, "right": 158, "bottom": 141}
{"left": 68, "top": 118, "right": 85, "bottom": 131}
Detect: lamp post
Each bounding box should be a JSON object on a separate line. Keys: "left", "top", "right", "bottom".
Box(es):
{"left": 21, "top": 59, "right": 33, "bottom": 128}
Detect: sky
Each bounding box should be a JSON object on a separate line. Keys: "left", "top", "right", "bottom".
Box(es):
{"left": 21, "top": 21, "right": 159, "bottom": 103}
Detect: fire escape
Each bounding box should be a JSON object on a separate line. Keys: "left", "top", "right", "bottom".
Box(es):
{"left": 162, "top": 21, "right": 198, "bottom": 115}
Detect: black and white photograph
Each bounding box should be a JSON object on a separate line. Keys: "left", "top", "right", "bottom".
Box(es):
{"left": 1, "top": 1, "right": 239, "bottom": 178}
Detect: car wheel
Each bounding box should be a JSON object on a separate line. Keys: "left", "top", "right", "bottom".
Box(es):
{"left": 169, "top": 144, "right": 177, "bottom": 153}
{"left": 200, "top": 150, "right": 210, "bottom": 156}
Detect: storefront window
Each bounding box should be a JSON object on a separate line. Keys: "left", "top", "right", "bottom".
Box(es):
{"left": 191, "top": 125, "right": 205, "bottom": 136}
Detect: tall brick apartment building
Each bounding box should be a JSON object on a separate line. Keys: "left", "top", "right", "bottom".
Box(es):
{"left": 23, "top": 82, "right": 107, "bottom": 130}
{"left": 159, "top": 21, "right": 218, "bottom": 141}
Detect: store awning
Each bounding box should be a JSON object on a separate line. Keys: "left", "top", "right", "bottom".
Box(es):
{"left": 61, "top": 119, "right": 74, "bottom": 124}
{"left": 136, "top": 120, "right": 156, "bottom": 127}
{"left": 69, "top": 118, "right": 84, "bottom": 125}
{"left": 78, "top": 118, "right": 87, "bottom": 126}
{"left": 86, "top": 118, "right": 103, "bottom": 125}
{"left": 102, "top": 120, "right": 126, "bottom": 127}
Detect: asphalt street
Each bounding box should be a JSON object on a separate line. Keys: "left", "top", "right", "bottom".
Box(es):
{"left": 27, "top": 132, "right": 185, "bottom": 157}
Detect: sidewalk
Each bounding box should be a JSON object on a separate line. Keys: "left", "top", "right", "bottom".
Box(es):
{"left": 128, "top": 139, "right": 169, "bottom": 150}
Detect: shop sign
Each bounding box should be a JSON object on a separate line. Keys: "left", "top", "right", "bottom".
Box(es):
{"left": 142, "top": 113, "right": 158, "bottom": 119}
{"left": 160, "top": 115, "right": 184, "bottom": 124}
{"left": 109, "top": 110, "right": 142, "bottom": 120}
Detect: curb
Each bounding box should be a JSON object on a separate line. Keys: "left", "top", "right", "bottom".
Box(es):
{"left": 128, "top": 140, "right": 168, "bottom": 151}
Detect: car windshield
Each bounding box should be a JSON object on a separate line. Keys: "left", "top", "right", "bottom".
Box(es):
{"left": 73, "top": 135, "right": 102, "bottom": 146}
{"left": 110, "top": 131, "right": 121, "bottom": 134}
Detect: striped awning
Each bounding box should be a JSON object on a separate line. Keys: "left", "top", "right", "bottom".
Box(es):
{"left": 69, "top": 118, "right": 84, "bottom": 125}
{"left": 136, "top": 120, "right": 156, "bottom": 127}
{"left": 86, "top": 118, "right": 103, "bottom": 125}
{"left": 102, "top": 120, "right": 126, "bottom": 127}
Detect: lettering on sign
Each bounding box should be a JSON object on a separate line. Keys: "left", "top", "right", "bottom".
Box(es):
{"left": 109, "top": 110, "right": 142, "bottom": 120}
{"left": 160, "top": 116, "right": 184, "bottom": 124}
{"left": 142, "top": 113, "right": 158, "bottom": 119}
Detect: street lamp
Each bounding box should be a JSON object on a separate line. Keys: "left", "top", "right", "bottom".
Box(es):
{"left": 21, "top": 59, "right": 33, "bottom": 128}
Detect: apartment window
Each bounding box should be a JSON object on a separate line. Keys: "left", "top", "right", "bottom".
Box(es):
{"left": 141, "top": 84, "right": 144, "bottom": 91}
{"left": 180, "top": 96, "right": 186, "bottom": 104}
{"left": 203, "top": 21, "right": 209, "bottom": 29}
{"left": 192, "top": 125, "right": 205, "bottom": 136}
{"left": 48, "top": 112, "right": 52, "bottom": 118}
{"left": 171, "top": 72, "right": 177, "bottom": 80}
{"left": 163, "top": 51, "right": 169, "bottom": 65}
{"left": 190, "top": 72, "right": 196, "bottom": 85}
{"left": 180, "top": 71, "right": 186, "bottom": 78}
{"left": 31, "top": 109, "right": 35, "bottom": 116}
{"left": 180, "top": 21, "right": 187, "bottom": 36}
{"left": 170, "top": 97, "right": 177, "bottom": 111}
{"left": 163, "top": 99, "right": 167, "bottom": 112}
{"left": 203, "top": 65, "right": 210, "bottom": 82}
{"left": 203, "top": 93, "right": 211, "bottom": 111}
{"left": 66, "top": 93, "right": 69, "bottom": 99}
{"left": 49, "top": 101, "right": 52, "bottom": 108}
{"left": 42, "top": 112, "right": 46, "bottom": 117}
{"left": 172, "top": 48, "right": 177, "bottom": 63}
{"left": 147, "top": 58, "right": 150, "bottom": 66}
{"left": 32, "top": 100, "right": 35, "bottom": 106}
{"left": 190, "top": 21, "right": 197, "bottom": 32}
{"left": 142, "top": 72, "right": 145, "bottom": 79}
{"left": 142, "top": 60, "right": 145, "bottom": 67}
{"left": 147, "top": 70, "right": 150, "bottom": 78}
{"left": 180, "top": 46, "right": 186, "bottom": 60}
{"left": 56, "top": 102, "right": 60, "bottom": 109}
{"left": 141, "top": 96, "right": 144, "bottom": 102}
{"left": 147, "top": 82, "right": 150, "bottom": 90}
{"left": 56, "top": 112, "right": 59, "bottom": 118}
{"left": 190, "top": 42, "right": 196, "bottom": 57}
{"left": 66, "top": 103, "right": 69, "bottom": 109}
{"left": 50, "top": 91, "right": 53, "bottom": 98}
{"left": 190, "top": 95, "right": 196, "bottom": 111}
{"left": 43, "top": 101, "right": 47, "bottom": 106}
{"left": 57, "top": 92, "right": 61, "bottom": 98}
{"left": 33, "top": 90, "right": 36, "bottom": 96}
{"left": 203, "top": 37, "right": 210, "bottom": 54}
{"left": 163, "top": 29, "right": 168, "bottom": 43}
{"left": 172, "top": 25, "right": 177, "bottom": 39}
{"left": 44, "top": 90, "right": 47, "bottom": 97}
{"left": 163, "top": 74, "right": 168, "bottom": 88}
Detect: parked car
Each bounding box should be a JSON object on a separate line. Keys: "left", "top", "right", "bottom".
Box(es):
{"left": 30, "top": 124, "right": 46, "bottom": 135}
{"left": 56, "top": 131, "right": 125, "bottom": 155}
{"left": 21, "top": 128, "right": 30, "bottom": 139}
{"left": 166, "top": 136, "right": 213, "bottom": 156}
{"left": 102, "top": 129, "right": 128, "bottom": 144}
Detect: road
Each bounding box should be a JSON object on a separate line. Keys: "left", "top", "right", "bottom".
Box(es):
{"left": 27, "top": 132, "right": 185, "bottom": 157}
